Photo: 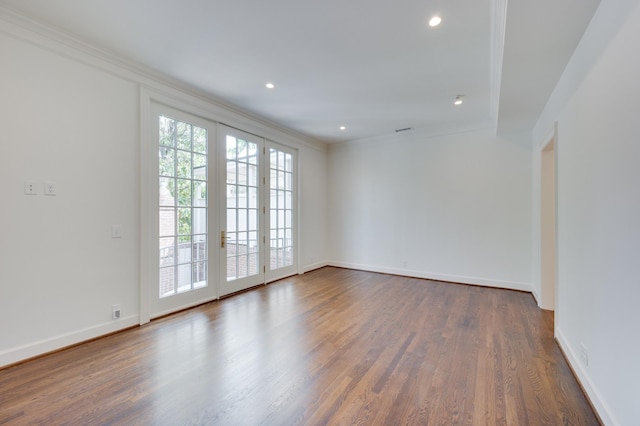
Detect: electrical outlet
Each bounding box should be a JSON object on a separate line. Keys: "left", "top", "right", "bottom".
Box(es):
{"left": 24, "top": 181, "right": 38, "bottom": 195}
{"left": 44, "top": 181, "right": 57, "bottom": 196}
{"left": 580, "top": 343, "right": 588, "bottom": 367}
{"left": 112, "top": 304, "right": 121, "bottom": 320}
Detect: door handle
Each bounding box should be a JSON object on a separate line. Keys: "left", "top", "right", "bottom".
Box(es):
{"left": 221, "top": 231, "right": 226, "bottom": 248}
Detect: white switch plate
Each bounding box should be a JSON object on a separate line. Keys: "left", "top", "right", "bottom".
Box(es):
{"left": 24, "top": 181, "right": 37, "bottom": 195}
{"left": 44, "top": 181, "right": 57, "bottom": 196}
{"left": 111, "top": 225, "right": 123, "bottom": 239}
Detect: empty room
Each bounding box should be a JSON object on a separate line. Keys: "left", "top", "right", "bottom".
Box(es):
{"left": 1, "top": 0, "right": 639, "bottom": 424}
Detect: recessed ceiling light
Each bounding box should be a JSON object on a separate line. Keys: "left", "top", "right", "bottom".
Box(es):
{"left": 265, "top": 82, "right": 275, "bottom": 89}
{"left": 339, "top": 126, "right": 346, "bottom": 131}
{"left": 429, "top": 16, "right": 442, "bottom": 27}
{"left": 454, "top": 95, "right": 464, "bottom": 105}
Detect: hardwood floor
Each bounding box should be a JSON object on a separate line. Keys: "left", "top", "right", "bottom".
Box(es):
{"left": 0, "top": 267, "right": 598, "bottom": 425}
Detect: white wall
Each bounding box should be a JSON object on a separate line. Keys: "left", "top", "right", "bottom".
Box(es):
{"left": 533, "top": 1, "right": 640, "bottom": 424}
{"left": 328, "top": 129, "right": 532, "bottom": 290}
{"left": 0, "top": 31, "right": 141, "bottom": 363}
{"left": 299, "top": 145, "right": 329, "bottom": 273}
{"left": 0, "top": 15, "right": 328, "bottom": 367}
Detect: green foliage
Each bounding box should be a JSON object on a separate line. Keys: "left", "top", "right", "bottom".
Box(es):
{"left": 159, "top": 115, "right": 207, "bottom": 238}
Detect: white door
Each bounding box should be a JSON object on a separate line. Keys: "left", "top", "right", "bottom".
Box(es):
{"left": 145, "top": 103, "right": 218, "bottom": 318}
{"left": 220, "top": 125, "right": 265, "bottom": 295}
{"left": 141, "top": 101, "right": 298, "bottom": 319}
{"left": 266, "top": 142, "right": 297, "bottom": 282}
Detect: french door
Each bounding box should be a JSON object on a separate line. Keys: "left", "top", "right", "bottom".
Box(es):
{"left": 219, "top": 127, "right": 298, "bottom": 296}
{"left": 145, "top": 103, "right": 218, "bottom": 319}
{"left": 265, "top": 141, "right": 297, "bottom": 282}
{"left": 219, "top": 126, "right": 265, "bottom": 295}
{"left": 142, "top": 99, "right": 297, "bottom": 320}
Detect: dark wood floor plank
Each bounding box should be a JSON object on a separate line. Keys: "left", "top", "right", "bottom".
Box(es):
{"left": 0, "top": 267, "right": 599, "bottom": 425}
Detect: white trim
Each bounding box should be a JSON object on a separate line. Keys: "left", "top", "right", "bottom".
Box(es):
{"left": 534, "top": 124, "right": 558, "bottom": 311}
{"left": 139, "top": 86, "right": 153, "bottom": 325}
{"left": 531, "top": 287, "right": 542, "bottom": 306}
{"left": 328, "top": 261, "right": 532, "bottom": 292}
{"left": 301, "top": 261, "right": 330, "bottom": 274}
{"left": 149, "top": 297, "right": 219, "bottom": 321}
{"left": 555, "top": 328, "right": 618, "bottom": 426}
{"left": 0, "top": 315, "right": 139, "bottom": 369}
{"left": 531, "top": 124, "right": 558, "bottom": 310}
{"left": 531, "top": 144, "right": 542, "bottom": 306}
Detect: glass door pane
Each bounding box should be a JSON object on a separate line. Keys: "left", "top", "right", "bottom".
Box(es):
{"left": 266, "top": 142, "right": 297, "bottom": 282}
{"left": 269, "top": 148, "right": 293, "bottom": 269}
{"left": 158, "top": 116, "right": 208, "bottom": 297}
{"left": 220, "top": 125, "right": 264, "bottom": 295}
{"left": 144, "top": 101, "right": 217, "bottom": 321}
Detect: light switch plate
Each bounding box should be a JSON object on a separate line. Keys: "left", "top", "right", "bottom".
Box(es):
{"left": 111, "top": 225, "right": 123, "bottom": 239}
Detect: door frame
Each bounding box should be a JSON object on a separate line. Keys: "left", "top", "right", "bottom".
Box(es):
{"left": 140, "top": 89, "right": 221, "bottom": 323}
{"left": 537, "top": 122, "right": 558, "bottom": 314}
{"left": 139, "top": 87, "right": 300, "bottom": 323}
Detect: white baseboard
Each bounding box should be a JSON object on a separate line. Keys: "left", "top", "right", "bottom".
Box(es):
{"left": 0, "top": 315, "right": 139, "bottom": 369}
{"left": 301, "top": 261, "right": 329, "bottom": 274}
{"left": 327, "top": 261, "right": 532, "bottom": 292}
{"left": 0, "top": 264, "right": 528, "bottom": 369}
{"left": 532, "top": 287, "right": 542, "bottom": 306}
{"left": 555, "top": 327, "right": 617, "bottom": 426}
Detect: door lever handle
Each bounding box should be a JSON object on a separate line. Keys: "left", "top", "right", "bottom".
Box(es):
{"left": 221, "top": 231, "right": 226, "bottom": 248}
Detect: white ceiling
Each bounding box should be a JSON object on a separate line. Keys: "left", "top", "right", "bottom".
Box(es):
{"left": 0, "top": 0, "right": 600, "bottom": 143}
